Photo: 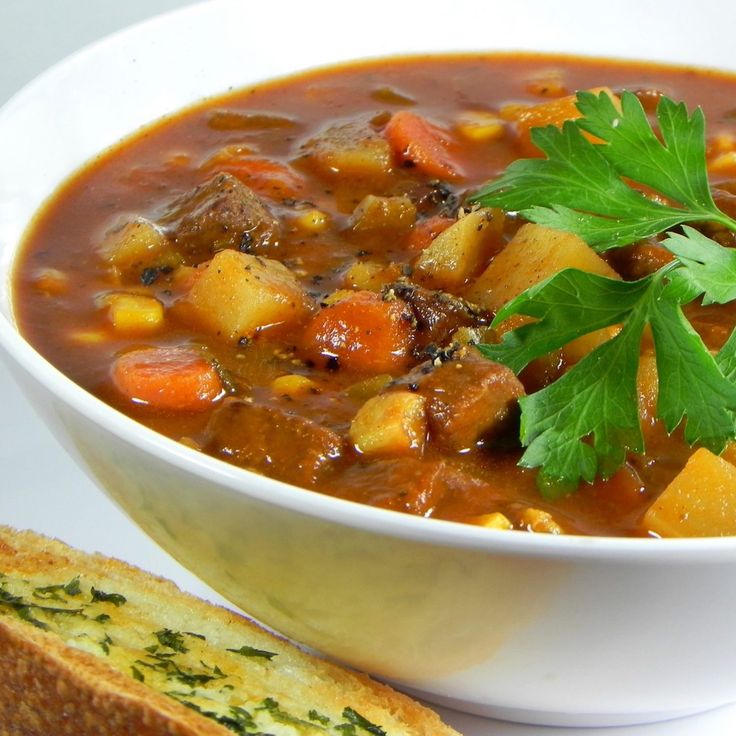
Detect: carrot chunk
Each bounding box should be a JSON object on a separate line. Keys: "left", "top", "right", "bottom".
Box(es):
{"left": 384, "top": 110, "right": 463, "bottom": 180}
{"left": 510, "top": 87, "right": 617, "bottom": 156}
{"left": 111, "top": 346, "right": 224, "bottom": 411}
{"left": 203, "top": 147, "right": 304, "bottom": 200}
{"left": 303, "top": 291, "right": 414, "bottom": 374}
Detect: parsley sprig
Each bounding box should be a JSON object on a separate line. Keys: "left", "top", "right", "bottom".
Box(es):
{"left": 471, "top": 90, "right": 736, "bottom": 495}
{"left": 474, "top": 91, "right": 736, "bottom": 250}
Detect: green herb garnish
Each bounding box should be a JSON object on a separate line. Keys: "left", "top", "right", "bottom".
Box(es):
{"left": 90, "top": 587, "right": 127, "bottom": 607}
{"left": 155, "top": 628, "right": 189, "bottom": 653}
{"left": 340, "top": 707, "right": 387, "bottom": 736}
{"left": 226, "top": 644, "right": 278, "bottom": 660}
{"left": 471, "top": 90, "right": 736, "bottom": 492}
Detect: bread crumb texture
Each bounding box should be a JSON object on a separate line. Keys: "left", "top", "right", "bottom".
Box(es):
{"left": 0, "top": 527, "right": 458, "bottom": 736}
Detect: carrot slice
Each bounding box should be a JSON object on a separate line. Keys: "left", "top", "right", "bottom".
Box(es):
{"left": 111, "top": 346, "right": 224, "bottom": 411}
{"left": 203, "top": 148, "right": 304, "bottom": 200}
{"left": 303, "top": 291, "right": 414, "bottom": 374}
{"left": 384, "top": 110, "right": 463, "bottom": 180}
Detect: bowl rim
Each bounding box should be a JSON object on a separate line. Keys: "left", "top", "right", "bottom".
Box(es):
{"left": 3, "top": 0, "right": 736, "bottom": 562}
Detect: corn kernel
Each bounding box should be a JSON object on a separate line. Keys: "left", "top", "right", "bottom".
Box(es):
{"left": 345, "top": 374, "right": 393, "bottom": 401}
{"left": 474, "top": 512, "right": 513, "bottom": 530}
{"left": 456, "top": 112, "right": 506, "bottom": 142}
{"left": 271, "top": 374, "right": 319, "bottom": 398}
{"left": 518, "top": 508, "right": 563, "bottom": 534}
{"left": 294, "top": 208, "right": 330, "bottom": 233}
{"left": 105, "top": 293, "right": 164, "bottom": 334}
{"left": 70, "top": 329, "right": 108, "bottom": 345}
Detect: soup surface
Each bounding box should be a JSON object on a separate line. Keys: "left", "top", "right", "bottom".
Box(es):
{"left": 14, "top": 53, "right": 736, "bottom": 537}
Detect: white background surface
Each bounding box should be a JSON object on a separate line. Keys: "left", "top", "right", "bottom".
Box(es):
{"left": 2, "top": 2, "right": 736, "bottom": 734}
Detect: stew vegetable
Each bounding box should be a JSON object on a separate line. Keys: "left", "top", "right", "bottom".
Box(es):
{"left": 15, "top": 53, "right": 736, "bottom": 537}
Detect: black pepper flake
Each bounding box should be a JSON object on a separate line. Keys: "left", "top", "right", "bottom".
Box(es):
{"left": 325, "top": 356, "right": 340, "bottom": 372}
{"left": 239, "top": 231, "right": 254, "bottom": 253}
{"left": 140, "top": 267, "right": 159, "bottom": 285}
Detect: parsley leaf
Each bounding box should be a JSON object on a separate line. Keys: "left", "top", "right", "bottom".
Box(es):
{"left": 480, "top": 256, "right": 736, "bottom": 491}
{"left": 471, "top": 90, "right": 736, "bottom": 490}
{"left": 472, "top": 91, "right": 736, "bottom": 250}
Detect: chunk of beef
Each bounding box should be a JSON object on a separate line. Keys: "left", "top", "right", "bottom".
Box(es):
{"left": 387, "top": 282, "right": 489, "bottom": 355}
{"left": 202, "top": 398, "right": 343, "bottom": 486}
{"left": 417, "top": 349, "right": 525, "bottom": 452}
{"left": 161, "top": 172, "right": 279, "bottom": 263}
{"left": 327, "top": 456, "right": 494, "bottom": 516}
{"left": 328, "top": 457, "right": 448, "bottom": 516}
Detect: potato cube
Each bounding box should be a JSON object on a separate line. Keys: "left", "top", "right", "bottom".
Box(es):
{"left": 302, "top": 120, "right": 393, "bottom": 179}
{"left": 643, "top": 448, "right": 736, "bottom": 537}
{"left": 466, "top": 223, "right": 621, "bottom": 363}
{"left": 99, "top": 218, "right": 178, "bottom": 274}
{"left": 414, "top": 208, "right": 503, "bottom": 291}
{"left": 105, "top": 293, "right": 164, "bottom": 334}
{"left": 343, "top": 260, "right": 402, "bottom": 291}
{"left": 350, "top": 195, "right": 416, "bottom": 232}
{"left": 349, "top": 391, "right": 427, "bottom": 457}
{"left": 184, "top": 250, "right": 313, "bottom": 340}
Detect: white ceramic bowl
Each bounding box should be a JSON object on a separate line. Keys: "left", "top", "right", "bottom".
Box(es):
{"left": 3, "top": 0, "right": 736, "bottom": 727}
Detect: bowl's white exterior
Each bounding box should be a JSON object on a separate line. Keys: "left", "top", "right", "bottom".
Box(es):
{"left": 2, "top": 0, "right": 736, "bottom": 726}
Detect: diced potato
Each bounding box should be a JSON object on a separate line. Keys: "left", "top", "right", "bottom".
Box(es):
{"left": 184, "top": 249, "right": 314, "bottom": 341}
{"left": 474, "top": 512, "right": 514, "bottom": 530}
{"left": 637, "top": 351, "right": 659, "bottom": 429}
{"left": 105, "top": 293, "right": 164, "bottom": 334}
{"left": 643, "top": 449, "right": 736, "bottom": 537}
{"left": 349, "top": 391, "right": 427, "bottom": 457}
{"left": 413, "top": 208, "right": 503, "bottom": 291}
{"left": 99, "top": 218, "right": 179, "bottom": 274}
{"left": 466, "top": 223, "right": 621, "bottom": 363}
{"left": 518, "top": 508, "right": 563, "bottom": 534}
{"left": 343, "top": 260, "right": 402, "bottom": 291}
{"left": 350, "top": 195, "right": 416, "bottom": 232}
{"left": 302, "top": 121, "right": 393, "bottom": 179}
{"left": 271, "top": 374, "right": 319, "bottom": 398}
{"left": 468, "top": 223, "right": 620, "bottom": 310}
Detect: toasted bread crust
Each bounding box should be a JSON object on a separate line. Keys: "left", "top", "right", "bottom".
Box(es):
{"left": 0, "top": 616, "right": 224, "bottom": 736}
{"left": 0, "top": 527, "right": 459, "bottom": 736}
